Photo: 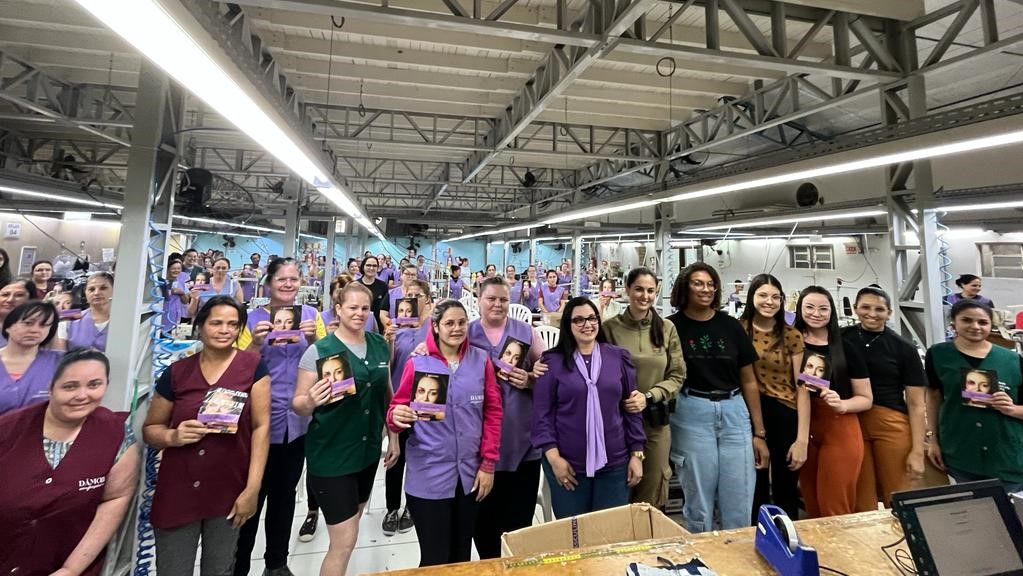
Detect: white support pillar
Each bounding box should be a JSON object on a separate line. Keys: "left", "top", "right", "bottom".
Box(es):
{"left": 106, "top": 61, "right": 183, "bottom": 410}
{"left": 655, "top": 205, "right": 675, "bottom": 314}
{"left": 323, "top": 217, "right": 336, "bottom": 303}
{"left": 282, "top": 180, "right": 301, "bottom": 259}
{"left": 572, "top": 232, "right": 582, "bottom": 296}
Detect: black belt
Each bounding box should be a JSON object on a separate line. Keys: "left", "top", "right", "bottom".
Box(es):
{"left": 685, "top": 388, "right": 741, "bottom": 401}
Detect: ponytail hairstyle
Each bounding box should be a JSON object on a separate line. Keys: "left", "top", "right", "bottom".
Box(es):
{"left": 794, "top": 286, "right": 848, "bottom": 390}
{"left": 739, "top": 273, "right": 787, "bottom": 350}
{"left": 624, "top": 267, "right": 664, "bottom": 349}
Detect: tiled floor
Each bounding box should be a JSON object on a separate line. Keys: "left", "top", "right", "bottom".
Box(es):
{"left": 222, "top": 460, "right": 545, "bottom": 575}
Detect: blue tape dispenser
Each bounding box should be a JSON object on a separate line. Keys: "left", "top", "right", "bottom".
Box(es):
{"left": 754, "top": 504, "right": 820, "bottom": 576}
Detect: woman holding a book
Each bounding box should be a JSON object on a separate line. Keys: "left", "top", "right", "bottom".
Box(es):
{"left": 143, "top": 296, "right": 271, "bottom": 576}
{"left": 233, "top": 257, "right": 327, "bottom": 576}
{"left": 532, "top": 297, "right": 646, "bottom": 518}
{"left": 794, "top": 286, "right": 872, "bottom": 518}
{"left": 0, "top": 348, "right": 139, "bottom": 576}
{"left": 293, "top": 282, "right": 398, "bottom": 576}
{"left": 0, "top": 301, "right": 63, "bottom": 416}
{"left": 387, "top": 299, "right": 503, "bottom": 566}
{"left": 925, "top": 299, "right": 1023, "bottom": 493}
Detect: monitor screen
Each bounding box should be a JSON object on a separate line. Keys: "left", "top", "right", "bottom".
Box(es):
{"left": 916, "top": 497, "right": 1023, "bottom": 576}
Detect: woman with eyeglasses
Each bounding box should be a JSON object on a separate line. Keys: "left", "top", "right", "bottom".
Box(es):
{"left": 667, "top": 263, "right": 767, "bottom": 532}
{"left": 533, "top": 297, "right": 645, "bottom": 518}
{"left": 293, "top": 282, "right": 398, "bottom": 576}
{"left": 357, "top": 256, "right": 389, "bottom": 332}
{"left": 387, "top": 299, "right": 502, "bottom": 566}
{"left": 60, "top": 273, "right": 114, "bottom": 352}
{"left": 231, "top": 257, "right": 326, "bottom": 576}
{"left": 0, "top": 301, "right": 62, "bottom": 416}
{"left": 0, "top": 349, "right": 139, "bottom": 576}
{"left": 0, "top": 280, "right": 33, "bottom": 348}
{"left": 795, "top": 286, "right": 873, "bottom": 518}
{"left": 602, "top": 267, "right": 685, "bottom": 509}
{"left": 842, "top": 286, "right": 928, "bottom": 511}
{"left": 739, "top": 274, "right": 807, "bottom": 523}
{"left": 145, "top": 297, "right": 271, "bottom": 576}
{"left": 468, "top": 276, "right": 548, "bottom": 559}
{"left": 925, "top": 300, "right": 1023, "bottom": 494}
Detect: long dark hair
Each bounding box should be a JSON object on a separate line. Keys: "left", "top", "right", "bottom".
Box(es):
{"left": 2, "top": 300, "right": 59, "bottom": 345}
{"left": 0, "top": 248, "right": 11, "bottom": 286}
{"left": 794, "top": 286, "right": 848, "bottom": 389}
{"left": 51, "top": 348, "right": 110, "bottom": 389}
{"left": 740, "top": 273, "right": 786, "bottom": 350}
{"left": 670, "top": 262, "right": 722, "bottom": 311}
{"left": 553, "top": 297, "right": 607, "bottom": 368}
{"left": 624, "top": 267, "right": 664, "bottom": 349}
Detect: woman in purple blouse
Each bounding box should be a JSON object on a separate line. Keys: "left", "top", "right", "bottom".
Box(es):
{"left": 532, "top": 296, "right": 646, "bottom": 518}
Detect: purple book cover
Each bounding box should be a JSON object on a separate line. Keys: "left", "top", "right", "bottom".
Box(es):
{"left": 319, "top": 353, "right": 356, "bottom": 404}
{"left": 961, "top": 368, "right": 998, "bottom": 408}
{"left": 59, "top": 308, "right": 83, "bottom": 321}
{"left": 393, "top": 297, "right": 419, "bottom": 326}
{"left": 798, "top": 373, "right": 831, "bottom": 390}
{"left": 198, "top": 387, "right": 247, "bottom": 434}
{"left": 411, "top": 371, "right": 448, "bottom": 421}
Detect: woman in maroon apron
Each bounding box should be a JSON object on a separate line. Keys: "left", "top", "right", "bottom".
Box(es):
{"left": 143, "top": 296, "right": 271, "bottom": 576}
{"left": 0, "top": 349, "right": 139, "bottom": 576}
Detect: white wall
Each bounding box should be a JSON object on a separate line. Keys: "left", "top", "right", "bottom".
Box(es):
{"left": 0, "top": 214, "right": 121, "bottom": 274}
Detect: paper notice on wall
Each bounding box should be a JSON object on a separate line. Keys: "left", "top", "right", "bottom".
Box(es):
{"left": 4, "top": 222, "right": 20, "bottom": 239}
{"left": 102, "top": 248, "right": 115, "bottom": 262}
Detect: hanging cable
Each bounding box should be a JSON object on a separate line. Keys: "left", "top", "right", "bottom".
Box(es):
{"left": 936, "top": 210, "right": 955, "bottom": 339}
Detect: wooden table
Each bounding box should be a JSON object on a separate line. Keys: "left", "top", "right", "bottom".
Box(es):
{"left": 370, "top": 511, "right": 909, "bottom": 576}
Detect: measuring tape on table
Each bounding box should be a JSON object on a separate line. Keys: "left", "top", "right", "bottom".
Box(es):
{"left": 503, "top": 541, "right": 678, "bottom": 569}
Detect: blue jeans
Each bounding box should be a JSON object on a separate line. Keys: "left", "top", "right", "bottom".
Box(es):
{"left": 670, "top": 392, "right": 755, "bottom": 533}
{"left": 948, "top": 467, "right": 1023, "bottom": 495}
{"left": 542, "top": 457, "right": 629, "bottom": 519}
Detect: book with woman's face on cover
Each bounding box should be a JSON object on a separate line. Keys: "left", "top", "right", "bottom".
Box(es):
{"left": 961, "top": 368, "right": 1005, "bottom": 408}
{"left": 267, "top": 305, "right": 302, "bottom": 345}
{"left": 797, "top": 351, "right": 830, "bottom": 392}
{"left": 198, "top": 387, "right": 248, "bottom": 433}
{"left": 411, "top": 371, "right": 448, "bottom": 421}
{"left": 495, "top": 336, "right": 528, "bottom": 374}
{"left": 394, "top": 297, "right": 419, "bottom": 326}
{"left": 318, "top": 353, "right": 356, "bottom": 403}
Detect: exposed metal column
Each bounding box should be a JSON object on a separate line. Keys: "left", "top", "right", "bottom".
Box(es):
{"left": 106, "top": 61, "right": 183, "bottom": 410}
{"left": 572, "top": 232, "right": 582, "bottom": 296}
{"left": 283, "top": 179, "right": 301, "bottom": 259}
{"left": 342, "top": 217, "right": 353, "bottom": 264}
{"left": 884, "top": 75, "right": 945, "bottom": 346}
{"left": 323, "top": 216, "right": 336, "bottom": 303}
{"left": 655, "top": 205, "right": 675, "bottom": 313}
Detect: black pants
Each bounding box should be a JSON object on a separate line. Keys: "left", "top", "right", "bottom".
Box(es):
{"left": 752, "top": 394, "right": 802, "bottom": 523}
{"left": 385, "top": 430, "right": 409, "bottom": 512}
{"left": 406, "top": 482, "right": 478, "bottom": 567}
{"left": 473, "top": 458, "right": 541, "bottom": 559}
{"left": 234, "top": 435, "right": 305, "bottom": 575}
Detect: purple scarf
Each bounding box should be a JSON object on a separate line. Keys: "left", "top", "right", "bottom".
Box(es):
{"left": 573, "top": 344, "right": 607, "bottom": 477}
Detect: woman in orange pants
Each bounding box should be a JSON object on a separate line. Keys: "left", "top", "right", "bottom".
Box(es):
{"left": 794, "top": 286, "right": 873, "bottom": 517}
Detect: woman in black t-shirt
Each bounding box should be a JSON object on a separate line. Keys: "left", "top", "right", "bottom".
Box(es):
{"left": 795, "top": 286, "right": 872, "bottom": 518}
{"left": 666, "top": 263, "right": 768, "bottom": 533}
{"left": 357, "top": 256, "right": 389, "bottom": 333}
{"left": 842, "top": 286, "right": 927, "bottom": 512}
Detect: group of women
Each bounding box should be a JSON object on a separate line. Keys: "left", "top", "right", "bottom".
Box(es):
{"left": 0, "top": 249, "right": 1021, "bottom": 576}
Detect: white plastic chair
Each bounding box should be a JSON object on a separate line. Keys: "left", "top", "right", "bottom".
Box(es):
{"left": 508, "top": 303, "right": 532, "bottom": 324}
{"left": 535, "top": 325, "right": 560, "bottom": 350}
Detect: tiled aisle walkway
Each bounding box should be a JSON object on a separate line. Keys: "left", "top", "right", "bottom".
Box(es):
{"left": 226, "top": 460, "right": 544, "bottom": 575}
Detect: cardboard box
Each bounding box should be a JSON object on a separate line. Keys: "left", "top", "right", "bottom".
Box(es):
{"left": 500, "top": 503, "right": 688, "bottom": 557}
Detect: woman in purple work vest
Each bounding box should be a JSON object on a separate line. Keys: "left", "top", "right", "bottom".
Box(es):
{"left": 538, "top": 269, "right": 567, "bottom": 324}
{"left": 0, "top": 280, "right": 32, "bottom": 348}
{"left": 62, "top": 272, "right": 114, "bottom": 352}
{"left": 0, "top": 301, "right": 63, "bottom": 416}
{"left": 0, "top": 349, "right": 139, "bottom": 576}
{"left": 468, "top": 276, "right": 548, "bottom": 559}
{"left": 520, "top": 265, "right": 540, "bottom": 312}
{"left": 388, "top": 299, "right": 503, "bottom": 566}
{"left": 533, "top": 297, "right": 646, "bottom": 518}
{"left": 162, "top": 259, "right": 190, "bottom": 336}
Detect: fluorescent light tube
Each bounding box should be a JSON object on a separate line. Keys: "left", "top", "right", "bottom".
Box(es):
{"left": 172, "top": 215, "right": 284, "bottom": 234}
{"left": 73, "top": 0, "right": 376, "bottom": 234}
{"left": 689, "top": 209, "right": 886, "bottom": 231}
{"left": 938, "top": 200, "right": 1023, "bottom": 213}
{"left": 542, "top": 200, "right": 659, "bottom": 225}
{"left": 1, "top": 185, "right": 123, "bottom": 210}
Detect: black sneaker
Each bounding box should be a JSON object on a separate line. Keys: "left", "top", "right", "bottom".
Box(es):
{"left": 382, "top": 509, "right": 399, "bottom": 536}
{"left": 397, "top": 508, "right": 414, "bottom": 534}
{"left": 262, "top": 568, "right": 295, "bottom": 576}
{"left": 298, "top": 511, "right": 317, "bottom": 543}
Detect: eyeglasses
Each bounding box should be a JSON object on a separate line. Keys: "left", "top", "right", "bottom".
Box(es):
{"left": 689, "top": 280, "right": 717, "bottom": 291}
{"left": 570, "top": 315, "right": 599, "bottom": 327}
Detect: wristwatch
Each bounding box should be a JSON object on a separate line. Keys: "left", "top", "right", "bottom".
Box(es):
{"left": 645, "top": 391, "right": 655, "bottom": 403}
{"left": 631, "top": 451, "right": 646, "bottom": 461}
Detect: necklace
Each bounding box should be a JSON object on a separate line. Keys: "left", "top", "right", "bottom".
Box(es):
{"left": 857, "top": 328, "right": 884, "bottom": 348}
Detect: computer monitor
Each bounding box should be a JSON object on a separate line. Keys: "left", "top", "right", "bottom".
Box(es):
{"left": 892, "top": 480, "right": 1023, "bottom": 576}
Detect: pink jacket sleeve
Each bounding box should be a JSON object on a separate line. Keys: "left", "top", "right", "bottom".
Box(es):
{"left": 386, "top": 359, "right": 416, "bottom": 434}
{"left": 479, "top": 357, "right": 503, "bottom": 473}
